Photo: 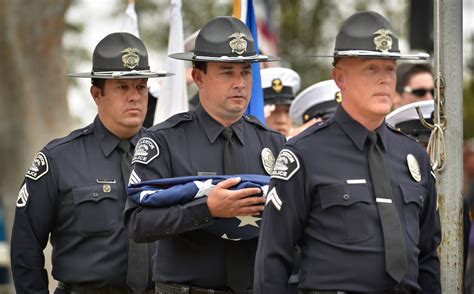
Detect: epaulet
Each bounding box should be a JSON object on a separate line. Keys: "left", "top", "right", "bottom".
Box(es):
{"left": 44, "top": 125, "right": 93, "bottom": 151}
{"left": 288, "top": 120, "right": 330, "bottom": 144}
{"left": 386, "top": 123, "right": 419, "bottom": 143}
{"left": 151, "top": 111, "right": 194, "bottom": 131}
{"left": 243, "top": 114, "right": 279, "bottom": 133}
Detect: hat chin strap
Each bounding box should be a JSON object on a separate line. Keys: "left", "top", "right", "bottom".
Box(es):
{"left": 92, "top": 70, "right": 168, "bottom": 78}
{"left": 335, "top": 50, "right": 430, "bottom": 60}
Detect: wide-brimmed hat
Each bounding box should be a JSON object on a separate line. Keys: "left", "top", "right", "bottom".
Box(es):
{"left": 290, "top": 80, "right": 341, "bottom": 124}
{"left": 69, "top": 32, "right": 172, "bottom": 79}
{"left": 169, "top": 16, "right": 279, "bottom": 63}
{"left": 386, "top": 100, "right": 434, "bottom": 144}
{"left": 261, "top": 67, "right": 301, "bottom": 105}
{"left": 312, "top": 11, "right": 429, "bottom": 61}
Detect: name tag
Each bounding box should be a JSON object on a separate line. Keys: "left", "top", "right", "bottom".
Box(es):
{"left": 346, "top": 179, "right": 366, "bottom": 184}
{"left": 197, "top": 172, "right": 217, "bottom": 176}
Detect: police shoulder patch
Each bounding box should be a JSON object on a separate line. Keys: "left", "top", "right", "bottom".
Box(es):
{"left": 132, "top": 137, "right": 159, "bottom": 165}
{"left": 25, "top": 152, "right": 49, "bottom": 181}
{"left": 271, "top": 149, "right": 300, "bottom": 181}
{"left": 16, "top": 183, "right": 29, "bottom": 208}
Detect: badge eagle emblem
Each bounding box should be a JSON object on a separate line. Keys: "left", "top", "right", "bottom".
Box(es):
{"left": 373, "top": 29, "right": 393, "bottom": 53}
{"left": 272, "top": 79, "right": 283, "bottom": 93}
{"left": 228, "top": 32, "right": 247, "bottom": 55}
{"left": 261, "top": 148, "right": 276, "bottom": 175}
{"left": 407, "top": 153, "right": 421, "bottom": 182}
{"left": 121, "top": 47, "right": 140, "bottom": 69}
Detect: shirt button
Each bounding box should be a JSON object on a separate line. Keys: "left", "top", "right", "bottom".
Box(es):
{"left": 82, "top": 128, "right": 88, "bottom": 133}
{"left": 92, "top": 192, "right": 99, "bottom": 198}
{"left": 342, "top": 194, "right": 350, "bottom": 200}
{"left": 203, "top": 217, "right": 210, "bottom": 223}
{"left": 193, "top": 219, "right": 199, "bottom": 226}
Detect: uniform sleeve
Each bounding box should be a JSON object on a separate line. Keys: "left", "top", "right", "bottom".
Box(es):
{"left": 11, "top": 151, "right": 58, "bottom": 294}
{"left": 418, "top": 161, "right": 441, "bottom": 293}
{"left": 254, "top": 147, "right": 310, "bottom": 294}
{"left": 124, "top": 132, "right": 214, "bottom": 243}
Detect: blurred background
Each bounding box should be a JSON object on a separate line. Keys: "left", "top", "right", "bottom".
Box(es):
{"left": 0, "top": 0, "right": 472, "bottom": 291}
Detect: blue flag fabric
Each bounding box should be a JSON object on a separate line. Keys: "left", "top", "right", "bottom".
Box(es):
{"left": 244, "top": 0, "right": 265, "bottom": 123}
{"left": 128, "top": 174, "right": 270, "bottom": 241}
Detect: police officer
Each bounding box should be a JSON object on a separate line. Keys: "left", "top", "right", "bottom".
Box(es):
{"left": 255, "top": 11, "right": 440, "bottom": 293}
{"left": 289, "top": 79, "right": 341, "bottom": 137}
{"left": 393, "top": 63, "right": 434, "bottom": 110}
{"left": 11, "top": 32, "right": 170, "bottom": 293}
{"left": 261, "top": 67, "right": 301, "bottom": 137}
{"left": 123, "top": 16, "right": 284, "bottom": 294}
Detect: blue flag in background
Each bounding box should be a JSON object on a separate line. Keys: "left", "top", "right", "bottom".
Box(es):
{"left": 128, "top": 174, "right": 269, "bottom": 241}
{"left": 244, "top": 0, "right": 265, "bottom": 123}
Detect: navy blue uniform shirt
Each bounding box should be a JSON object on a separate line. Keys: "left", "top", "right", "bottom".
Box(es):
{"left": 255, "top": 106, "right": 441, "bottom": 293}
{"left": 11, "top": 117, "right": 142, "bottom": 293}
{"left": 124, "top": 104, "right": 285, "bottom": 290}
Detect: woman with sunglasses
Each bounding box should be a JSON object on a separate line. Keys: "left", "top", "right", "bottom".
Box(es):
{"left": 393, "top": 63, "right": 435, "bottom": 110}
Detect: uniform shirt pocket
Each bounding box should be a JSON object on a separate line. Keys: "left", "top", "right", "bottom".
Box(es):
{"left": 317, "top": 184, "right": 376, "bottom": 244}
{"left": 400, "top": 183, "right": 425, "bottom": 245}
{"left": 72, "top": 184, "right": 119, "bottom": 236}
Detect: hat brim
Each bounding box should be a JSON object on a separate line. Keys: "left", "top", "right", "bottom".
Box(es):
{"left": 68, "top": 70, "right": 174, "bottom": 79}
{"left": 169, "top": 52, "right": 280, "bottom": 63}
{"left": 309, "top": 50, "right": 430, "bottom": 61}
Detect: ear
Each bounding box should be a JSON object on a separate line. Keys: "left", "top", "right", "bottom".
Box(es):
{"left": 332, "top": 67, "right": 346, "bottom": 91}
{"left": 90, "top": 85, "right": 101, "bottom": 106}
{"left": 192, "top": 68, "right": 205, "bottom": 89}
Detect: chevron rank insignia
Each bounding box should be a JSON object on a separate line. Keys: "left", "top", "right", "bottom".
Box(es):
{"left": 266, "top": 187, "right": 282, "bottom": 211}
{"left": 16, "top": 183, "right": 29, "bottom": 208}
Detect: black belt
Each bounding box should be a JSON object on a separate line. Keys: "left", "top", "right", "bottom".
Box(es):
{"left": 57, "top": 281, "right": 155, "bottom": 294}
{"left": 155, "top": 282, "right": 254, "bottom": 294}
{"left": 299, "top": 287, "right": 416, "bottom": 294}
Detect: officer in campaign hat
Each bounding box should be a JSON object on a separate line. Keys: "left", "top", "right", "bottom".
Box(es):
{"left": 386, "top": 100, "right": 434, "bottom": 146}
{"left": 124, "top": 16, "right": 284, "bottom": 294}
{"left": 255, "top": 11, "right": 440, "bottom": 293}
{"left": 261, "top": 67, "right": 301, "bottom": 137}
{"left": 11, "top": 32, "right": 169, "bottom": 293}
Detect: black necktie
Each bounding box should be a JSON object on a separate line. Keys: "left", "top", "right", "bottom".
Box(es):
{"left": 222, "top": 127, "right": 239, "bottom": 175}
{"left": 119, "top": 141, "right": 149, "bottom": 293}
{"left": 367, "top": 131, "right": 408, "bottom": 283}
{"left": 221, "top": 128, "right": 250, "bottom": 293}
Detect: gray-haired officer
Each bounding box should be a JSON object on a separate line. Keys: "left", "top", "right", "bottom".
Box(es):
{"left": 255, "top": 11, "right": 440, "bottom": 293}
{"left": 261, "top": 67, "right": 301, "bottom": 137}
{"left": 289, "top": 79, "right": 341, "bottom": 137}
{"left": 11, "top": 32, "right": 170, "bottom": 293}
{"left": 124, "top": 17, "right": 284, "bottom": 294}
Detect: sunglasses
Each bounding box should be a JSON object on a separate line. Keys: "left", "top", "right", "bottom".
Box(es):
{"left": 403, "top": 87, "right": 435, "bottom": 97}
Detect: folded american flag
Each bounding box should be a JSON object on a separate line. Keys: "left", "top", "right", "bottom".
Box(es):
{"left": 127, "top": 174, "right": 269, "bottom": 241}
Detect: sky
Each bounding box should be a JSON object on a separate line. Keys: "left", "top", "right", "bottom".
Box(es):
{"left": 65, "top": 0, "right": 474, "bottom": 127}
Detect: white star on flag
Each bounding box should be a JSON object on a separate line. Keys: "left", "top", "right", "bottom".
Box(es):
{"left": 194, "top": 179, "right": 215, "bottom": 198}
{"left": 140, "top": 190, "right": 159, "bottom": 202}
{"left": 236, "top": 216, "right": 261, "bottom": 228}
{"left": 221, "top": 234, "right": 242, "bottom": 241}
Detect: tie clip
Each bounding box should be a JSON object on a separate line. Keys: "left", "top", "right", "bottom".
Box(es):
{"left": 96, "top": 179, "right": 116, "bottom": 184}
{"left": 376, "top": 198, "right": 392, "bottom": 203}
{"left": 346, "top": 179, "right": 366, "bottom": 184}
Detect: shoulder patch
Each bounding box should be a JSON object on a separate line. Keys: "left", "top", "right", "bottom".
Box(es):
{"left": 25, "top": 152, "right": 49, "bottom": 181}
{"left": 16, "top": 183, "right": 29, "bottom": 208}
{"left": 271, "top": 149, "right": 300, "bottom": 181}
{"left": 45, "top": 125, "right": 93, "bottom": 151}
{"left": 152, "top": 111, "right": 194, "bottom": 131}
{"left": 132, "top": 137, "right": 159, "bottom": 165}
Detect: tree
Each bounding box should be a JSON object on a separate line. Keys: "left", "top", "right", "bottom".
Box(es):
{"left": 0, "top": 0, "right": 72, "bottom": 272}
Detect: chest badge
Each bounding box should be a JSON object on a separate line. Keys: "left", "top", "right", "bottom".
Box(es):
{"left": 407, "top": 154, "right": 421, "bottom": 182}
{"left": 261, "top": 148, "right": 275, "bottom": 175}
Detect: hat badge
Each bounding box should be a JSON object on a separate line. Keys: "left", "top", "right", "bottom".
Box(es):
{"left": 121, "top": 47, "right": 140, "bottom": 69}
{"left": 373, "top": 29, "right": 393, "bottom": 53}
{"left": 272, "top": 78, "right": 283, "bottom": 93}
{"left": 228, "top": 32, "right": 248, "bottom": 55}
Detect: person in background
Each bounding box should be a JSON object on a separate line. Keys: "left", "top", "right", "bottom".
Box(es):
{"left": 255, "top": 11, "right": 440, "bottom": 293}
{"left": 393, "top": 63, "right": 434, "bottom": 110}
{"left": 289, "top": 79, "right": 341, "bottom": 137}
{"left": 261, "top": 67, "right": 301, "bottom": 137}
{"left": 10, "top": 32, "right": 169, "bottom": 293}
{"left": 124, "top": 16, "right": 284, "bottom": 294}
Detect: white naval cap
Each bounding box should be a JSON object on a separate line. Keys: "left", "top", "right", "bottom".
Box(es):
{"left": 289, "top": 79, "right": 341, "bottom": 125}
{"left": 261, "top": 67, "right": 301, "bottom": 105}
{"left": 386, "top": 100, "right": 434, "bottom": 143}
